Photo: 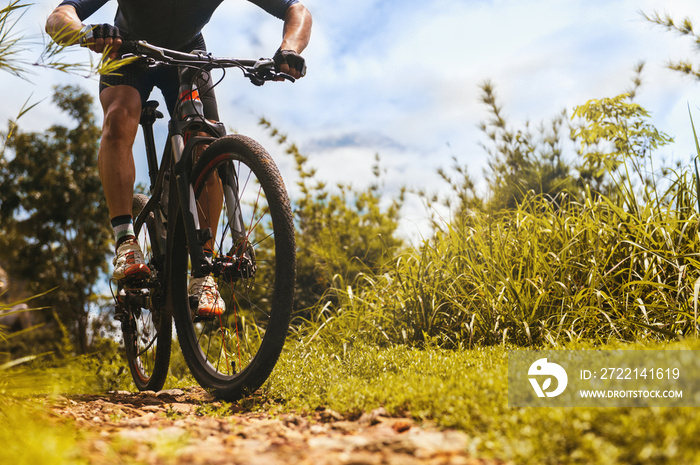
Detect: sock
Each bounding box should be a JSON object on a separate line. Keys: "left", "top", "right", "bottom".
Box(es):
{"left": 111, "top": 215, "right": 135, "bottom": 249}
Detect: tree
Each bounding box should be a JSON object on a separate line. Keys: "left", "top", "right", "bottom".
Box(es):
{"left": 477, "top": 81, "right": 575, "bottom": 212}
{"left": 571, "top": 91, "right": 674, "bottom": 212}
{"left": 0, "top": 85, "right": 111, "bottom": 354}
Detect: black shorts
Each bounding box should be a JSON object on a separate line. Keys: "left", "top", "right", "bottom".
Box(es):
{"left": 99, "top": 34, "right": 220, "bottom": 121}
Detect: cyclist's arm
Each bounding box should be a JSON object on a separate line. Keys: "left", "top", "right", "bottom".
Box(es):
{"left": 45, "top": 4, "right": 84, "bottom": 45}
{"left": 248, "top": 0, "right": 312, "bottom": 54}
{"left": 274, "top": 3, "right": 311, "bottom": 79}
{"left": 46, "top": 1, "right": 120, "bottom": 56}
{"left": 280, "top": 3, "right": 312, "bottom": 55}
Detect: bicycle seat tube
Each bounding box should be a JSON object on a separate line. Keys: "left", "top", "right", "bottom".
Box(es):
{"left": 139, "top": 100, "right": 163, "bottom": 191}
{"left": 134, "top": 101, "right": 171, "bottom": 252}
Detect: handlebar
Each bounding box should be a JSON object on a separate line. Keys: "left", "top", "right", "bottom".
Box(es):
{"left": 117, "top": 40, "right": 297, "bottom": 86}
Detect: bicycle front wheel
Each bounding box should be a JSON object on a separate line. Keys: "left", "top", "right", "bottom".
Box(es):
{"left": 119, "top": 194, "right": 172, "bottom": 391}
{"left": 171, "top": 135, "right": 296, "bottom": 401}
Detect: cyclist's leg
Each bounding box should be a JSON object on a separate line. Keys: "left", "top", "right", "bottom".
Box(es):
{"left": 102, "top": 69, "right": 172, "bottom": 389}
{"left": 99, "top": 85, "right": 151, "bottom": 279}
{"left": 98, "top": 85, "right": 142, "bottom": 220}
{"left": 100, "top": 64, "right": 157, "bottom": 278}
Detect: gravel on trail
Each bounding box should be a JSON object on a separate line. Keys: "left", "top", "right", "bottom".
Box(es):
{"left": 47, "top": 387, "right": 508, "bottom": 465}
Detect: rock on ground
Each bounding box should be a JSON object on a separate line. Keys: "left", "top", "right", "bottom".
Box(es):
{"left": 47, "top": 387, "right": 508, "bottom": 465}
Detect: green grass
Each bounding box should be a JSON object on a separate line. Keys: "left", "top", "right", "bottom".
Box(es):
{"left": 263, "top": 338, "right": 700, "bottom": 465}
{"left": 1, "top": 339, "right": 698, "bottom": 465}
{"left": 0, "top": 401, "right": 88, "bottom": 465}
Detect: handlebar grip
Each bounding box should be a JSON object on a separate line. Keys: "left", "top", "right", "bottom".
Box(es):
{"left": 117, "top": 40, "right": 138, "bottom": 55}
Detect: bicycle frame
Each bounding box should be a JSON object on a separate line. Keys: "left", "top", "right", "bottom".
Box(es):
{"left": 127, "top": 38, "right": 291, "bottom": 294}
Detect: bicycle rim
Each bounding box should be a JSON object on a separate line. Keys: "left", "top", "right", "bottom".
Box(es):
{"left": 120, "top": 194, "right": 172, "bottom": 391}
{"left": 172, "top": 135, "right": 295, "bottom": 400}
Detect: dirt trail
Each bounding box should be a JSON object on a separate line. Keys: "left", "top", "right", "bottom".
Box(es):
{"left": 47, "top": 387, "right": 506, "bottom": 465}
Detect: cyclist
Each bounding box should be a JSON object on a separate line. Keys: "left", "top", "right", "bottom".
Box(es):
{"left": 45, "top": 0, "right": 311, "bottom": 317}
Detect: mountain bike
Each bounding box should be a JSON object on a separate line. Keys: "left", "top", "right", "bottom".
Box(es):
{"left": 112, "top": 40, "right": 297, "bottom": 401}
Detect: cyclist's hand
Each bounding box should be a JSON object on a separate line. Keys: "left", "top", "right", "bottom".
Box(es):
{"left": 80, "top": 24, "right": 122, "bottom": 58}
{"left": 273, "top": 49, "right": 306, "bottom": 80}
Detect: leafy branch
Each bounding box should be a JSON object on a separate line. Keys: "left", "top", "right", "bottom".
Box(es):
{"left": 0, "top": 0, "right": 31, "bottom": 77}
{"left": 642, "top": 10, "right": 700, "bottom": 80}
{"left": 35, "top": 24, "right": 138, "bottom": 78}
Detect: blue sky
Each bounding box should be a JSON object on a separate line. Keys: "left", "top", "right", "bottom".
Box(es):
{"left": 5, "top": 0, "right": 700, "bottom": 239}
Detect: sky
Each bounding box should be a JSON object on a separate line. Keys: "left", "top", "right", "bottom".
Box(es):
{"left": 5, "top": 0, "right": 700, "bottom": 241}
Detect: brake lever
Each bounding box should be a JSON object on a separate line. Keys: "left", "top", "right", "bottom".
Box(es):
{"left": 243, "top": 70, "right": 266, "bottom": 86}
{"left": 122, "top": 54, "right": 162, "bottom": 70}
{"left": 276, "top": 72, "right": 296, "bottom": 82}
{"left": 243, "top": 66, "right": 296, "bottom": 85}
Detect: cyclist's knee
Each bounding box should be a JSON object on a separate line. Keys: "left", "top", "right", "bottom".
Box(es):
{"left": 102, "top": 104, "right": 139, "bottom": 142}
{"left": 100, "top": 86, "right": 141, "bottom": 143}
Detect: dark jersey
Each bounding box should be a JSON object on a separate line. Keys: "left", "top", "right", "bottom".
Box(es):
{"left": 58, "top": 0, "right": 298, "bottom": 50}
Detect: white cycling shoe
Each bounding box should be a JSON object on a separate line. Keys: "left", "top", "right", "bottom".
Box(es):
{"left": 113, "top": 238, "right": 149, "bottom": 280}
{"left": 188, "top": 275, "right": 226, "bottom": 317}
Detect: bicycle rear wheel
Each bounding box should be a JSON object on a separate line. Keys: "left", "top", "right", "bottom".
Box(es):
{"left": 118, "top": 194, "right": 172, "bottom": 391}
{"left": 171, "top": 135, "right": 296, "bottom": 401}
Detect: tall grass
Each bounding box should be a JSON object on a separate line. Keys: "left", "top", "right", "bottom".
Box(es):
{"left": 300, "top": 160, "right": 700, "bottom": 349}
{"left": 266, "top": 338, "right": 700, "bottom": 465}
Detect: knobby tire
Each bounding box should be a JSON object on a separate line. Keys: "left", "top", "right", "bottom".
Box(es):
{"left": 171, "top": 135, "right": 296, "bottom": 401}
{"left": 121, "top": 194, "right": 172, "bottom": 391}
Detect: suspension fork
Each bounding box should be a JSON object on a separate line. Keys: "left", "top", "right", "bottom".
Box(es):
{"left": 168, "top": 132, "right": 209, "bottom": 279}
{"left": 217, "top": 161, "right": 247, "bottom": 243}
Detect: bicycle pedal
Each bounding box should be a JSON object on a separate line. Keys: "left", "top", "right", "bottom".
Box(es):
{"left": 118, "top": 287, "right": 151, "bottom": 309}
{"left": 121, "top": 276, "right": 152, "bottom": 289}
